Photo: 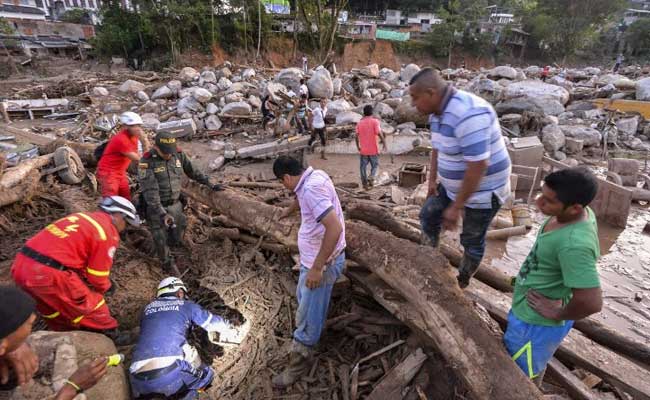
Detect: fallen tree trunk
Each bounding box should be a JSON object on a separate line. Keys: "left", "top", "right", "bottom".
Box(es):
{"left": 546, "top": 358, "right": 600, "bottom": 400}
{"left": 0, "top": 169, "right": 40, "bottom": 207}
{"left": 349, "top": 201, "right": 650, "bottom": 368}
{"left": 0, "top": 154, "right": 52, "bottom": 189}
{"left": 39, "top": 139, "right": 98, "bottom": 167}
{"left": 182, "top": 185, "right": 543, "bottom": 400}
{"left": 366, "top": 348, "right": 427, "bottom": 400}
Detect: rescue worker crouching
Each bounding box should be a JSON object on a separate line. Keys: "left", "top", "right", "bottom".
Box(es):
{"left": 129, "top": 278, "right": 245, "bottom": 400}
{"left": 139, "top": 132, "right": 224, "bottom": 276}
{"left": 11, "top": 196, "right": 140, "bottom": 343}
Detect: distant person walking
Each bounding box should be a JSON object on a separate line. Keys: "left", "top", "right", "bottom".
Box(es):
{"left": 308, "top": 98, "right": 328, "bottom": 160}
{"left": 541, "top": 66, "right": 550, "bottom": 82}
{"left": 613, "top": 53, "right": 624, "bottom": 73}
{"left": 355, "top": 105, "right": 387, "bottom": 189}
{"left": 302, "top": 56, "right": 308, "bottom": 73}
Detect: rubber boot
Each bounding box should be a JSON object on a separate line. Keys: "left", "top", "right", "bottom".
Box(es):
{"left": 457, "top": 255, "right": 482, "bottom": 289}
{"left": 320, "top": 150, "right": 328, "bottom": 160}
{"left": 368, "top": 177, "right": 374, "bottom": 188}
{"left": 272, "top": 352, "right": 313, "bottom": 388}
{"left": 163, "top": 258, "right": 181, "bottom": 276}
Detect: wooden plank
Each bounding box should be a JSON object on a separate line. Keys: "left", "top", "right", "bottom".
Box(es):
{"left": 546, "top": 358, "right": 601, "bottom": 400}
{"left": 465, "top": 280, "right": 650, "bottom": 400}
{"left": 366, "top": 348, "right": 427, "bottom": 400}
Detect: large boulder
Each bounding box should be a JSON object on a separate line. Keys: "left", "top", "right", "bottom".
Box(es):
{"left": 400, "top": 64, "right": 421, "bottom": 83}
{"left": 636, "top": 77, "right": 650, "bottom": 101}
{"left": 467, "top": 78, "right": 503, "bottom": 104}
{"left": 276, "top": 68, "right": 304, "bottom": 93}
{"left": 136, "top": 91, "right": 150, "bottom": 102}
{"left": 167, "top": 80, "right": 183, "bottom": 94}
{"left": 242, "top": 68, "right": 256, "bottom": 80}
{"left": 614, "top": 77, "right": 636, "bottom": 90}
{"left": 177, "top": 96, "right": 203, "bottom": 115}
{"left": 336, "top": 111, "right": 363, "bottom": 125}
{"left": 396, "top": 95, "right": 429, "bottom": 125}
{"left": 360, "top": 63, "right": 379, "bottom": 78}
{"left": 372, "top": 80, "right": 392, "bottom": 93}
{"left": 495, "top": 97, "right": 565, "bottom": 116}
{"left": 221, "top": 101, "right": 252, "bottom": 115}
{"left": 264, "top": 81, "right": 288, "bottom": 103}
{"left": 192, "top": 88, "right": 213, "bottom": 103}
{"left": 204, "top": 115, "right": 222, "bottom": 130}
{"left": 596, "top": 74, "right": 626, "bottom": 87}
{"left": 141, "top": 113, "right": 160, "bottom": 130}
{"left": 200, "top": 70, "right": 217, "bottom": 84}
{"left": 206, "top": 103, "right": 219, "bottom": 115}
{"left": 307, "top": 66, "right": 334, "bottom": 99}
{"left": 179, "top": 67, "right": 199, "bottom": 82}
{"left": 504, "top": 80, "right": 570, "bottom": 104}
{"left": 333, "top": 78, "right": 342, "bottom": 95}
{"left": 488, "top": 66, "right": 518, "bottom": 80}
{"left": 118, "top": 79, "right": 145, "bottom": 94}
{"left": 541, "top": 124, "right": 566, "bottom": 152}
{"left": 151, "top": 85, "right": 173, "bottom": 100}
{"left": 248, "top": 95, "right": 262, "bottom": 109}
{"left": 616, "top": 116, "right": 639, "bottom": 138}
{"left": 224, "top": 92, "right": 243, "bottom": 103}
{"left": 374, "top": 102, "right": 394, "bottom": 119}
{"left": 217, "top": 77, "right": 233, "bottom": 91}
{"left": 379, "top": 68, "right": 399, "bottom": 82}
{"left": 327, "top": 98, "right": 352, "bottom": 117}
{"left": 92, "top": 86, "right": 109, "bottom": 96}
{"left": 558, "top": 125, "right": 602, "bottom": 147}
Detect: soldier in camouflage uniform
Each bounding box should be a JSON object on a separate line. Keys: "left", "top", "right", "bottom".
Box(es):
{"left": 139, "top": 132, "right": 223, "bottom": 275}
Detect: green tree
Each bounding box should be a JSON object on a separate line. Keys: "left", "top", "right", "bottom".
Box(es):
{"left": 59, "top": 8, "right": 90, "bottom": 24}
{"left": 626, "top": 19, "right": 650, "bottom": 56}
{"left": 0, "top": 17, "right": 13, "bottom": 34}
{"left": 524, "top": 0, "right": 626, "bottom": 60}
{"left": 298, "top": 0, "right": 349, "bottom": 61}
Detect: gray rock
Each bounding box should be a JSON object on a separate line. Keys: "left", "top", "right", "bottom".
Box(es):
{"left": 542, "top": 124, "right": 566, "bottom": 152}
{"left": 504, "top": 80, "right": 570, "bottom": 104}
{"left": 141, "top": 114, "right": 160, "bottom": 130}
{"left": 374, "top": 102, "right": 394, "bottom": 119}
{"left": 327, "top": 99, "right": 352, "bottom": 117}
{"left": 558, "top": 125, "right": 602, "bottom": 147}
{"left": 142, "top": 101, "right": 160, "bottom": 114}
{"left": 221, "top": 101, "right": 252, "bottom": 115}
{"left": 596, "top": 74, "right": 625, "bottom": 86}
{"left": 584, "top": 67, "right": 601, "bottom": 75}
{"left": 336, "top": 111, "right": 363, "bottom": 125}
{"left": 307, "top": 66, "right": 334, "bottom": 99}
{"left": 566, "top": 101, "right": 595, "bottom": 112}
{"left": 92, "top": 86, "right": 109, "bottom": 96}
{"left": 396, "top": 122, "right": 416, "bottom": 131}
{"left": 395, "top": 95, "right": 428, "bottom": 125}
{"left": 495, "top": 97, "right": 565, "bottom": 116}
{"left": 204, "top": 115, "right": 222, "bottom": 130}
{"left": 553, "top": 151, "right": 567, "bottom": 161}
{"left": 209, "top": 156, "right": 225, "bottom": 171}
{"left": 242, "top": 68, "right": 256, "bottom": 80}
{"left": 200, "top": 70, "right": 217, "bottom": 84}
{"left": 209, "top": 140, "right": 226, "bottom": 152}
{"left": 515, "top": 71, "right": 527, "bottom": 81}
{"left": 636, "top": 77, "right": 650, "bottom": 101}
{"left": 225, "top": 92, "right": 243, "bottom": 103}
{"left": 167, "top": 80, "right": 182, "bottom": 94}
{"left": 219, "top": 67, "right": 232, "bottom": 79}
{"left": 177, "top": 96, "right": 203, "bottom": 115}
{"left": 383, "top": 98, "right": 402, "bottom": 108}
{"left": 152, "top": 85, "right": 173, "bottom": 100}
{"left": 217, "top": 77, "right": 233, "bottom": 91}
{"left": 360, "top": 64, "right": 379, "bottom": 78}
{"left": 379, "top": 68, "right": 399, "bottom": 82}
{"left": 276, "top": 67, "right": 304, "bottom": 93}
{"left": 372, "top": 80, "right": 392, "bottom": 92}
{"left": 389, "top": 88, "right": 404, "bottom": 98}
{"left": 400, "top": 64, "right": 421, "bottom": 83}
{"left": 118, "top": 79, "right": 146, "bottom": 94}
{"left": 136, "top": 91, "right": 149, "bottom": 102}
{"left": 381, "top": 121, "right": 395, "bottom": 135}
{"left": 206, "top": 103, "right": 219, "bottom": 115}
{"left": 248, "top": 95, "right": 262, "bottom": 109}
{"left": 524, "top": 66, "right": 541, "bottom": 76}
{"left": 193, "top": 88, "right": 213, "bottom": 103}
{"left": 103, "top": 103, "right": 121, "bottom": 114}
{"left": 616, "top": 116, "right": 639, "bottom": 138}
{"left": 179, "top": 67, "right": 199, "bottom": 82}
{"left": 333, "top": 78, "right": 342, "bottom": 95}
{"left": 625, "top": 137, "right": 647, "bottom": 151}
{"left": 488, "top": 66, "right": 518, "bottom": 80}
{"left": 467, "top": 78, "right": 503, "bottom": 104}
{"left": 264, "top": 81, "right": 288, "bottom": 102}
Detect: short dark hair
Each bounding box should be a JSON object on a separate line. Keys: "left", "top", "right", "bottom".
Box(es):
{"left": 300, "top": 78, "right": 306, "bottom": 84}
{"left": 409, "top": 67, "right": 447, "bottom": 91}
{"left": 301, "top": 94, "right": 307, "bottom": 100}
{"left": 273, "top": 155, "right": 304, "bottom": 178}
{"left": 544, "top": 167, "right": 598, "bottom": 207}
{"left": 363, "top": 105, "right": 373, "bottom": 116}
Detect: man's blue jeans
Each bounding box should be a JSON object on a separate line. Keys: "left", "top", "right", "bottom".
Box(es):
{"left": 293, "top": 252, "right": 345, "bottom": 348}
{"left": 419, "top": 184, "right": 500, "bottom": 262}
{"left": 360, "top": 155, "right": 379, "bottom": 186}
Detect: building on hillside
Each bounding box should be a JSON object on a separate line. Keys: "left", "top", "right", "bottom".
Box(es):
{"left": 0, "top": 18, "right": 93, "bottom": 57}
{"left": 378, "top": 9, "right": 441, "bottom": 41}
{"left": 338, "top": 20, "right": 376, "bottom": 40}
{"left": 0, "top": 0, "right": 46, "bottom": 20}
{"left": 623, "top": 8, "right": 650, "bottom": 25}
{"left": 0, "top": 0, "right": 101, "bottom": 23}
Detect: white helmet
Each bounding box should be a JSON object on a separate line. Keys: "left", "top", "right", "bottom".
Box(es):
{"left": 119, "top": 111, "right": 143, "bottom": 126}
{"left": 157, "top": 277, "right": 187, "bottom": 297}
{"left": 99, "top": 196, "right": 141, "bottom": 226}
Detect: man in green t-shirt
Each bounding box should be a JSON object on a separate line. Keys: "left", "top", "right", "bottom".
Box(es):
{"left": 504, "top": 167, "right": 603, "bottom": 385}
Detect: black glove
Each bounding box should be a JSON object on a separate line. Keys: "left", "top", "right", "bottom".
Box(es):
{"left": 211, "top": 183, "right": 224, "bottom": 192}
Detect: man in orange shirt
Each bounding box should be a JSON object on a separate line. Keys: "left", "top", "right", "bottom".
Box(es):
{"left": 11, "top": 196, "right": 140, "bottom": 335}
{"left": 96, "top": 112, "right": 147, "bottom": 200}
{"left": 355, "top": 105, "right": 387, "bottom": 189}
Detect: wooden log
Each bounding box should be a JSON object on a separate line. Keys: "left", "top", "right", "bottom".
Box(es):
{"left": 466, "top": 280, "right": 650, "bottom": 400}
{"left": 366, "top": 348, "right": 427, "bottom": 400}
{"left": 345, "top": 220, "right": 544, "bottom": 400}
{"left": 346, "top": 202, "right": 422, "bottom": 244}
{"left": 227, "top": 181, "right": 284, "bottom": 189}
{"left": 0, "top": 154, "right": 52, "bottom": 189}
{"left": 485, "top": 225, "right": 528, "bottom": 240}
{"left": 0, "top": 169, "right": 39, "bottom": 207}
{"left": 546, "top": 358, "right": 600, "bottom": 400}
{"left": 182, "top": 185, "right": 543, "bottom": 399}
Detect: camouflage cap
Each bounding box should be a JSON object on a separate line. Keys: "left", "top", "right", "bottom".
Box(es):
{"left": 155, "top": 132, "right": 177, "bottom": 154}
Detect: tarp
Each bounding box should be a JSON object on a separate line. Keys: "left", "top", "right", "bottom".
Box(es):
{"left": 376, "top": 29, "right": 410, "bottom": 42}
{"left": 262, "top": 0, "right": 290, "bottom": 14}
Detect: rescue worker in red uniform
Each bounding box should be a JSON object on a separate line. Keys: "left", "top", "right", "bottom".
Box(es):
{"left": 11, "top": 196, "right": 140, "bottom": 336}
{"left": 96, "top": 112, "right": 147, "bottom": 201}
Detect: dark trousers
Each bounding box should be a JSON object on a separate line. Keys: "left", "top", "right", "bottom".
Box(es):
{"left": 295, "top": 116, "right": 308, "bottom": 134}
{"left": 419, "top": 184, "right": 501, "bottom": 262}
{"left": 360, "top": 155, "right": 379, "bottom": 186}
{"left": 309, "top": 128, "right": 326, "bottom": 147}
{"left": 147, "top": 201, "right": 186, "bottom": 266}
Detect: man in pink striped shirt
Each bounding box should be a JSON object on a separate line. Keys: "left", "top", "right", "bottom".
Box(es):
{"left": 271, "top": 156, "right": 346, "bottom": 388}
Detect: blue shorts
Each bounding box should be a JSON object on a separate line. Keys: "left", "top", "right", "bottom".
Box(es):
{"left": 503, "top": 311, "right": 573, "bottom": 379}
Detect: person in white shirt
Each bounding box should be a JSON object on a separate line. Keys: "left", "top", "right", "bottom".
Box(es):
{"left": 308, "top": 98, "right": 328, "bottom": 160}
{"left": 299, "top": 79, "right": 309, "bottom": 98}
{"left": 302, "top": 56, "right": 308, "bottom": 73}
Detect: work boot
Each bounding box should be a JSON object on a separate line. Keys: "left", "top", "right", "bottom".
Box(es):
{"left": 272, "top": 351, "right": 313, "bottom": 388}
{"left": 457, "top": 255, "right": 482, "bottom": 289}
{"left": 163, "top": 259, "right": 181, "bottom": 276}
{"left": 368, "top": 177, "right": 374, "bottom": 188}
{"left": 320, "top": 150, "right": 328, "bottom": 160}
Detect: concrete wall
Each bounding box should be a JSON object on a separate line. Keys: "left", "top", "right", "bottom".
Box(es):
{"left": 0, "top": 10, "right": 45, "bottom": 19}
{"left": 8, "top": 18, "right": 95, "bottom": 39}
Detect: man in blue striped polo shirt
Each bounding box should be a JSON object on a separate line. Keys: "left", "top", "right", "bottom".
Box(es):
{"left": 410, "top": 68, "right": 511, "bottom": 288}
